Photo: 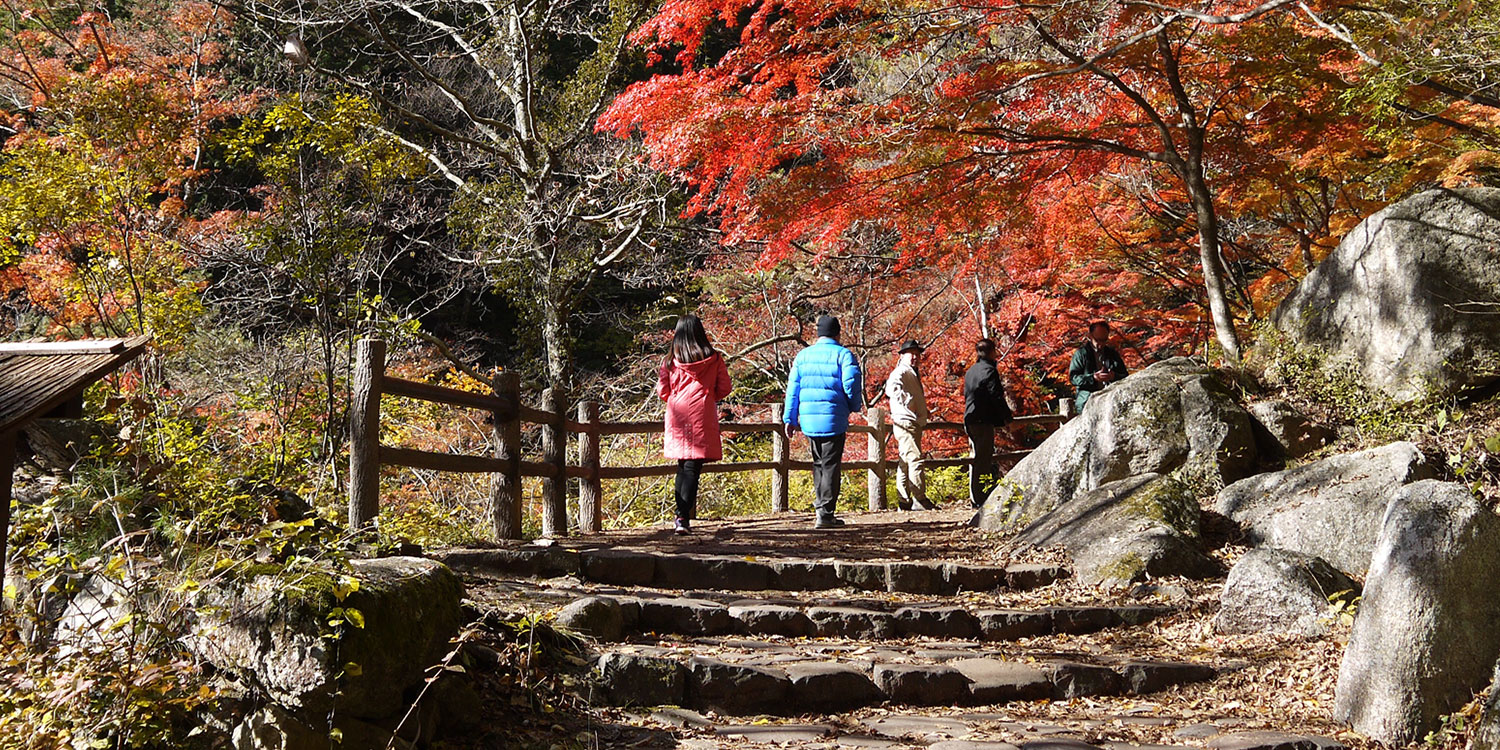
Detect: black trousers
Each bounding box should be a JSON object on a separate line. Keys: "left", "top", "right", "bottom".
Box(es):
{"left": 675, "top": 459, "right": 704, "bottom": 520}
{"left": 808, "top": 433, "right": 847, "bottom": 521}
{"left": 965, "top": 422, "right": 996, "bottom": 509}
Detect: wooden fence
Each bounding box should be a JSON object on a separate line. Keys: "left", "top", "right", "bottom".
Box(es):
{"left": 347, "top": 338, "right": 1067, "bottom": 538}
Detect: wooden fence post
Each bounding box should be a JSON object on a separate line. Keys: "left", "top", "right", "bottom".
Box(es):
{"left": 540, "top": 387, "right": 568, "bottom": 537}
{"left": 491, "top": 371, "right": 522, "bottom": 540}
{"left": 348, "top": 338, "right": 384, "bottom": 530}
{"left": 866, "top": 407, "right": 888, "bottom": 511}
{"left": 0, "top": 431, "right": 15, "bottom": 579}
{"left": 770, "top": 403, "right": 789, "bottom": 512}
{"left": 578, "top": 401, "right": 602, "bottom": 533}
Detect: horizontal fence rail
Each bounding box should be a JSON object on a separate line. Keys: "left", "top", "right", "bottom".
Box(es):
{"left": 348, "top": 338, "right": 1068, "bottom": 539}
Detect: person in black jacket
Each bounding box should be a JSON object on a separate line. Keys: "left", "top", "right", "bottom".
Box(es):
{"left": 963, "top": 338, "right": 1013, "bottom": 509}
{"left": 1069, "top": 320, "right": 1128, "bottom": 412}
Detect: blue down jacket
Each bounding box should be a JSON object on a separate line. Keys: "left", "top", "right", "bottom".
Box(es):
{"left": 784, "top": 337, "right": 864, "bottom": 437}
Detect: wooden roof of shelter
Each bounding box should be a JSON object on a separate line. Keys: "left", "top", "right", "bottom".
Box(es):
{"left": 0, "top": 337, "right": 150, "bottom": 435}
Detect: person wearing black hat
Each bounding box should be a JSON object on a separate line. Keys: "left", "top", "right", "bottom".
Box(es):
{"left": 1069, "top": 320, "right": 1128, "bottom": 412}
{"left": 963, "top": 338, "right": 1013, "bottom": 509}
{"left": 884, "top": 339, "right": 935, "bottom": 510}
{"left": 784, "top": 314, "right": 864, "bottom": 528}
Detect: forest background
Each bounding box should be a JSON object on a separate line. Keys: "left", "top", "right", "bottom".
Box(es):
{"left": 0, "top": 0, "right": 1498, "bottom": 744}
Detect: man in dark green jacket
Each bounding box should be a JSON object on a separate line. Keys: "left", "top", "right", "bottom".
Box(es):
{"left": 1070, "top": 321, "right": 1128, "bottom": 411}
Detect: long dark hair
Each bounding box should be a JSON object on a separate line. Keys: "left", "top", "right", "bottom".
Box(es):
{"left": 670, "top": 314, "right": 715, "bottom": 363}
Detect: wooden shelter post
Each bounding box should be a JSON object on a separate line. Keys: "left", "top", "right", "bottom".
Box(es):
{"left": 0, "top": 431, "right": 15, "bottom": 579}
{"left": 348, "top": 338, "right": 384, "bottom": 530}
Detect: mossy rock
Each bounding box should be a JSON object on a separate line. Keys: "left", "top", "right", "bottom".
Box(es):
{"left": 978, "top": 358, "right": 1257, "bottom": 531}
{"left": 192, "top": 557, "right": 463, "bottom": 721}
{"left": 1006, "top": 473, "right": 1219, "bottom": 588}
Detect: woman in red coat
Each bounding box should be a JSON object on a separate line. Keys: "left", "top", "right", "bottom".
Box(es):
{"left": 657, "top": 314, "right": 732, "bottom": 534}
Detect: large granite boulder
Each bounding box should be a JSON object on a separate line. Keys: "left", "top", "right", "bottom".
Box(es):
{"left": 193, "top": 557, "right": 464, "bottom": 721}
{"left": 1215, "top": 441, "right": 1433, "bottom": 577}
{"left": 979, "top": 358, "right": 1257, "bottom": 529}
{"left": 1273, "top": 187, "right": 1500, "bottom": 401}
{"left": 1004, "top": 473, "right": 1218, "bottom": 587}
{"left": 1333, "top": 481, "right": 1500, "bottom": 744}
{"left": 1214, "top": 549, "right": 1359, "bottom": 637}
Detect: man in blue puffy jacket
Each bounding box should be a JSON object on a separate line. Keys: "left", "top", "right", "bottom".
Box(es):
{"left": 784, "top": 315, "right": 864, "bottom": 529}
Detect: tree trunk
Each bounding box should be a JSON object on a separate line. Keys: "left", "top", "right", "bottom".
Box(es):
{"left": 1182, "top": 163, "right": 1242, "bottom": 363}
{"left": 540, "top": 294, "right": 570, "bottom": 388}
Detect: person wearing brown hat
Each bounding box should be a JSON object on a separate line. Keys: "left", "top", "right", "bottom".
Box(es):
{"left": 883, "top": 340, "right": 936, "bottom": 510}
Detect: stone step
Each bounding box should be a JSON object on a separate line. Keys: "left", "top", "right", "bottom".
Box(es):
{"left": 591, "top": 649, "right": 1220, "bottom": 715}
{"left": 432, "top": 546, "right": 1067, "bottom": 595}
{"left": 557, "top": 593, "right": 1170, "bottom": 642}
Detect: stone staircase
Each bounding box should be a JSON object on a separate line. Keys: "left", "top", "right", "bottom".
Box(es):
{"left": 438, "top": 531, "right": 1348, "bottom": 750}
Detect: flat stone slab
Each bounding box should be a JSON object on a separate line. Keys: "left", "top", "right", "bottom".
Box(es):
{"left": 716, "top": 724, "right": 836, "bottom": 743}
{"left": 949, "top": 658, "right": 1051, "bottom": 704}
{"left": 636, "top": 598, "right": 735, "bottom": 635}
{"left": 873, "top": 663, "right": 969, "bottom": 705}
{"left": 1206, "top": 732, "right": 1346, "bottom": 750}
{"left": 687, "top": 656, "right": 791, "bottom": 715}
{"left": 784, "top": 662, "right": 885, "bottom": 712}
{"left": 1115, "top": 661, "right": 1218, "bottom": 695}
{"left": 1021, "top": 741, "right": 1105, "bottom": 750}
{"left": 808, "top": 606, "right": 899, "bottom": 639}
{"left": 580, "top": 549, "right": 656, "bottom": 586}
{"left": 729, "top": 604, "right": 815, "bottom": 636}
{"left": 929, "top": 742, "right": 1024, "bottom": 750}
{"left": 896, "top": 606, "right": 980, "bottom": 639}
{"left": 595, "top": 652, "right": 686, "bottom": 706}
{"left": 863, "top": 715, "right": 973, "bottom": 739}
{"left": 976, "top": 609, "right": 1052, "bottom": 640}
{"left": 1045, "top": 661, "right": 1124, "bottom": 699}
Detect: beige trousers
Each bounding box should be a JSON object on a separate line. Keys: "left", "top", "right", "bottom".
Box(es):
{"left": 892, "top": 424, "right": 931, "bottom": 509}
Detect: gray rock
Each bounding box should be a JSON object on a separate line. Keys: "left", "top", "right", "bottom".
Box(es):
{"left": 1247, "top": 401, "right": 1333, "bottom": 460}
{"left": 1216, "top": 441, "right": 1433, "bottom": 576}
{"left": 862, "top": 715, "right": 973, "bottom": 738}
{"left": 595, "top": 652, "right": 687, "bottom": 706}
{"left": 1334, "top": 480, "right": 1500, "bottom": 744}
{"left": 1214, "top": 549, "right": 1359, "bottom": 636}
{"left": 949, "top": 658, "right": 1051, "bottom": 704}
{"left": 193, "top": 557, "right": 463, "bottom": 720}
{"left": 808, "top": 606, "right": 899, "bottom": 639}
{"left": 637, "top": 598, "right": 735, "bottom": 635}
{"left": 650, "top": 707, "right": 712, "bottom": 729}
{"left": 1007, "top": 473, "right": 1218, "bottom": 587}
{"left": 895, "top": 606, "right": 980, "bottom": 639}
{"left": 686, "top": 657, "right": 790, "bottom": 714}
{"left": 232, "top": 705, "right": 413, "bottom": 750}
{"left": 975, "top": 609, "right": 1051, "bottom": 641}
{"left": 429, "top": 546, "right": 579, "bottom": 578}
{"left": 1272, "top": 187, "right": 1500, "bottom": 401}
{"left": 1113, "top": 661, "right": 1217, "bottom": 694}
{"left": 929, "top": 743, "right": 1022, "bottom": 750}
{"left": 872, "top": 663, "right": 969, "bottom": 705}
{"left": 980, "top": 358, "right": 1257, "bottom": 528}
{"left": 1046, "top": 662, "right": 1123, "bottom": 699}
{"left": 729, "top": 604, "right": 814, "bottom": 637}
{"left": 783, "top": 662, "right": 885, "bottom": 712}
{"left": 555, "top": 596, "right": 623, "bottom": 641}
{"left": 717, "top": 724, "right": 836, "bottom": 743}
{"left": 1020, "top": 740, "right": 1103, "bottom": 750}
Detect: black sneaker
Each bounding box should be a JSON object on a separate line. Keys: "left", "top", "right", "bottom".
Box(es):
{"left": 814, "top": 517, "right": 847, "bottom": 529}
{"left": 674, "top": 518, "right": 690, "bottom": 535}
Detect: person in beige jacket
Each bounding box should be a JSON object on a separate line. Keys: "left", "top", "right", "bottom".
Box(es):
{"left": 884, "top": 340, "right": 936, "bottom": 510}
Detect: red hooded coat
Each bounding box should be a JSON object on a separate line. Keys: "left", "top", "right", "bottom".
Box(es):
{"left": 657, "top": 352, "right": 733, "bottom": 461}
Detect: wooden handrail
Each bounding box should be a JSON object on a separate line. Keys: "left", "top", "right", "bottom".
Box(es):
{"left": 348, "top": 338, "right": 1067, "bottom": 541}
{"left": 384, "top": 376, "right": 514, "bottom": 416}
